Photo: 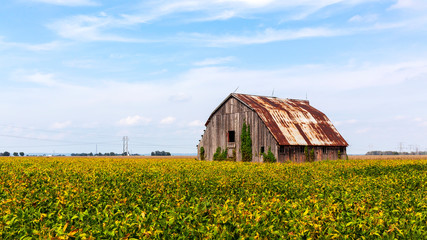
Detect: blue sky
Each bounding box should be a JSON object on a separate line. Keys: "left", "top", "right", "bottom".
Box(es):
{"left": 1, "top": 0, "right": 427, "bottom": 155}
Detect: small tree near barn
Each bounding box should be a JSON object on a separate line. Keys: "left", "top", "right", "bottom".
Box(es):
{"left": 213, "top": 147, "right": 227, "bottom": 161}
{"left": 199, "top": 147, "right": 205, "bottom": 160}
{"left": 240, "top": 121, "right": 253, "bottom": 162}
{"left": 263, "top": 147, "right": 276, "bottom": 163}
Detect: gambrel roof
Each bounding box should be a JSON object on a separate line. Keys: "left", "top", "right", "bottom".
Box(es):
{"left": 206, "top": 93, "right": 348, "bottom": 147}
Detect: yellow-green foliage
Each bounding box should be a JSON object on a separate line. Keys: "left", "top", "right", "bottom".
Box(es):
{"left": 1, "top": 157, "right": 427, "bottom": 239}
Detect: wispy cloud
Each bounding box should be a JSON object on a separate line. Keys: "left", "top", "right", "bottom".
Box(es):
{"left": 51, "top": 121, "right": 72, "bottom": 129}
{"left": 0, "top": 37, "right": 66, "bottom": 51}
{"left": 11, "top": 71, "right": 82, "bottom": 89}
{"left": 169, "top": 93, "right": 191, "bottom": 102}
{"left": 184, "top": 27, "right": 347, "bottom": 47}
{"left": 145, "top": 0, "right": 374, "bottom": 20}
{"left": 30, "top": 0, "right": 98, "bottom": 7}
{"left": 16, "top": 72, "right": 65, "bottom": 87}
{"left": 160, "top": 117, "right": 176, "bottom": 125}
{"left": 334, "top": 119, "right": 358, "bottom": 126}
{"left": 181, "top": 15, "right": 427, "bottom": 46}
{"left": 194, "top": 56, "right": 235, "bottom": 66}
{"left": 389, "top": 0, "right": 427, "bottom": 10}
{"left": 44, "top": 0, "right": 427, "bottom": 45}
{"left": 26, "top": 72, "right": 59, "bottom": 87}
{"left": 48, "top": 14, "right": 152, "bottom": 42}
{"left": 194, "top": 10, "right": 237, "bottom": 22}
{"left": 176, "top": 60, "right": 427, "bottom": 93}
{"left": 348, "top": 14, "right": 378, "bottom": 23}
{"left": 188, "top": 120, "right": 204, "bottom": 127}
{"left": 118, "top": 115, "right": 151, "bottom": 126}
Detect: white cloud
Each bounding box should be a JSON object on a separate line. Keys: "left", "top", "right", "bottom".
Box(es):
{"left": 160, "top": 117, "right": 176, "bottom": 125}
{"left": 118, "top": 115, "right": 151, "bottom": 126}
{"left": 195, "top": 10, "right": 236, "bottom": 22}
{"left": 169, "top": 93, "right": 191, "bottom": 102}
{"left": 44, "top": 0, "right": 387, "bottom": 44}
{"left": 188, "top": 120, "right": 204, "bottom": 127}
{"left": 48, "top": 12, "right": 350, "bottom": 44}
{"left": 334, "top": 119, "right": 358, "bottom": 126}
{"left": 150, "top": 69, "right": 168, "bottom": 75}
{"left": 194, "top": 56, "right": 235, "bottom": 66}
{"left": 43, "top": 0, "right": 426, "bottom": 45}
{"left": 185, "top": 27, "right": 347, "bottom": 46}
{"left": 0, "top": 37, "right": 66, "bottom": 51}
{"left": 48, "top": 14, "right": 150, "bottom": 42}
{"left": 184, "top": 18, "right": 425, "bottom": 47}
{"left": 30, "top": 0, "right": 98, "bottom": 6}
{"left": 51, "top": 121, "right": 72, "bottom": 129}
{"left": 148, "top": 0, "right": 373, "bottom": 17}
{"left": 224, "top": 0, "right": 276, "bottom": 7}
{"left": 394, "top": 115, "right": 406, "bottom": 120}
{"left": 356, "top": 128, "right": 370, "bottom": 134}
{"left": 348, "top": 14, "right": 378, "bottom": 23}
{"left": 16, "top": 72, "right": 64, "bottom": 87}
{"left": 11, "top": 71, "right": 88, "bottom": 92}
{"left": 63, "top": 59, "right": 96, "bottom": 69}
{"left": 389, "top": 0, "right": 427, "bottom": 10}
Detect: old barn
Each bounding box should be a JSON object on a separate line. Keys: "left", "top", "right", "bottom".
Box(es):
{"left": 197, "top": 93, "right": 348, "bottom": 162}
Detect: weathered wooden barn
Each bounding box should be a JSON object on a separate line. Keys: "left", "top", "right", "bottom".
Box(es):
{"left": 197, "top": 93, "right": 348, "bottom": 162}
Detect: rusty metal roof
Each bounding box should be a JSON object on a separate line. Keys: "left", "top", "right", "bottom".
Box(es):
{"left": 208, "top": 93, "right": 348, "bottom": 147}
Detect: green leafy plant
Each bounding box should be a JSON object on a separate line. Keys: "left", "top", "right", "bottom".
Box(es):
{"left": 304, "top": 146, "right": 309, "bottom": 162}
{"left": 310, "top": 148, "right": 315, "bottom": 162}
{"left": 338, "top": 150, "right": 342, "bottom": 159}
{"left": 240, "top": 121, "right": 252, "bottom": 162}
{"left": 262, "top": 147, "right": 276, "bottom": 163}
{"left": 200, "top": 147, "right": 205, "bottom": 160}
{"left": 230, "top": 149, "right": 236, "bottom": 162}
{"left": 213, "top": 147, "right": 227, "bottom": 161}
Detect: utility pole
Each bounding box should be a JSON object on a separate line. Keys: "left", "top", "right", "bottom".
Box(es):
{"left": 409, "top": 144, "right": 414, "bottom": 153}
{"left": 123, "top": 136, "right": 129, "bottom": 156}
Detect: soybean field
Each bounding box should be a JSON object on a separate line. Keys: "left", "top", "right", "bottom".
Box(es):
{"left": 0, "top": 157, "right": 426, "bottom": 239}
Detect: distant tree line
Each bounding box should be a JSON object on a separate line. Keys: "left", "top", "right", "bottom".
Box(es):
{"left": 151, "top": 150, "right": 171, "bottom": 156}
{"left": 366, "top": 151, "right": 427, "bottom": 155}
{"left": 0, "top": 151, "right": 25, "bottom": 156}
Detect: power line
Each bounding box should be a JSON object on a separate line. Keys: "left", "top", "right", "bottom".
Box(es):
{"left": 0, "top": 123, "right": 122, "bottom": 139}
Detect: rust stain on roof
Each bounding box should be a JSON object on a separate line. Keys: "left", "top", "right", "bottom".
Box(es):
{"left": 226, "top": 93, "right": 348, "bottom": 147}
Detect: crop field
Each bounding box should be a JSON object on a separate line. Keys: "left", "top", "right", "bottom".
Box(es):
{"left": 1, "top": 157, "right": 426, "bottom": 239}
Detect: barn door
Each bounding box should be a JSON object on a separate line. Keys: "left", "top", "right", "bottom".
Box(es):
{"left": 227, "top": 130, "right": 236, "bottom": 159}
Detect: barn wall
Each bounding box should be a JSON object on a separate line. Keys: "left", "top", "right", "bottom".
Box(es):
{"left": 277, "top": 146, "right": 347, "bottom": 162}
{"left": 198, "top": 97, "right": 279, "bottom": 162}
